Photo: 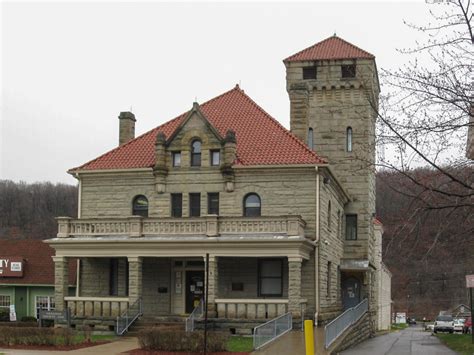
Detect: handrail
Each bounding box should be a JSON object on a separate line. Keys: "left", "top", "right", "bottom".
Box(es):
{"left": 253, "top": 312, "right": 293, "bottom": 350}
{"left": 324, "top": 298, "right": 368, "bottom": 349}
{"left": 185, "top": 298, "right": 203, "bottom": 332}
{"left": 116, "top": 297, "right": 142, "bottom": 336}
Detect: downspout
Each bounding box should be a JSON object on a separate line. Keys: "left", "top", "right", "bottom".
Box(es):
{"left": 314, "top": 166, "right": 320, "bottom": 325}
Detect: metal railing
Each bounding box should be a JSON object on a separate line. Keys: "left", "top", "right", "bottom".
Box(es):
{"left": 116, "top": 297, "right": 142, "bottom": 336}
{"left": 324, "top": 298, "right": 368, "bottom": 349}
{"left": 253, "top": 312, "right": 293, "bottom": 350}
{"left": 185, "top": 298, "right": 204, "bottom": 332}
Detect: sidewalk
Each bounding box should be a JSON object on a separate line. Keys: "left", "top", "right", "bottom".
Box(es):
{"left": 0, "top": 337, "right": 139, "bottom": 355}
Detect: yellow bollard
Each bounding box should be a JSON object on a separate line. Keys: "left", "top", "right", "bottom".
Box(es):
{"left": 304, "top": 319, "right": 314, "bottom": 355}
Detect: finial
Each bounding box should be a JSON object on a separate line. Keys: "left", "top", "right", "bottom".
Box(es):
{"left": 333, "top": 31, "right": 337, "bottom": 37}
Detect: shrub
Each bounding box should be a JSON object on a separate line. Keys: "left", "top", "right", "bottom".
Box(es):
{"left": 138, "top": 328, "right": 229, "bottom": 352}
{"left": 0, "top": 309, "right": 9, "bottom": 322}
{"left": 0, "top": 327, "right": 73, "bottom": 346}
{"left": 20, "top": 316, "right": 38, "bottom": 323}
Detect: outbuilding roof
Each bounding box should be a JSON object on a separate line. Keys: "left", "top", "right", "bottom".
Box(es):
{"left": 0, "top": 240, "right": 76, "bottom": 285}
{"left": 284, "top": 35, "right": 375, "bottom": 62}
{"left": 71, "top": 85, "right": 325, "bottom": 172}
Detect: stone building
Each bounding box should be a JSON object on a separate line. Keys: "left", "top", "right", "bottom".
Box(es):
{"left": 46, "top": 35, "right": 390, "bottom": 333}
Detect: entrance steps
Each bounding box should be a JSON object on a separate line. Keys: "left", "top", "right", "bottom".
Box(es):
{"left": 125, "top": 315, "right": 186, "bottom": 336}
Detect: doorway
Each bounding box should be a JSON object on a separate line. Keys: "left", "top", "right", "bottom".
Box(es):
{"left": 342, "top": 277, "right": 361, "bottom": 310}
{"left": 185, "top": 270, "right": 204, "bottom": 313}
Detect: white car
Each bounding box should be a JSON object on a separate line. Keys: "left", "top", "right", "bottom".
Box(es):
{"left": 453, "top": 319, "right": 465, "bottom": 332}
{"left": 434, "top": 315, "right": 454, "bottom": 333}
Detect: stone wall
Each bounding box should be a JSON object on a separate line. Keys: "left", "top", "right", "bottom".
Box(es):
{"left": 142, "top": 258, "right": 171, "bottom": 315}
{"left": 331, "top": 313, "right": 372, "bottom": 354}
{"left": 80, "top": 258, "right": 111, "bottom": 297}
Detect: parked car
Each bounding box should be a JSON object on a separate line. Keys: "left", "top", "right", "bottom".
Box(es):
{"left": 434, "top": 315, "right": 454, "bottom": 333}
{"left": 463, "top": 317, "right": 472, "bottom": 334}
{"left": 407, "top": 317, "right": 417, "bottom": 325}
{"left": 425, "top": 323, "right": 434, "bottom": 332}
{"left": 453, "top": 318, "right": 464, "bottom": 332}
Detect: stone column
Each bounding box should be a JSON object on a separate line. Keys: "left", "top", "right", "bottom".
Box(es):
{"left": 128, "top": 257, "right": 143, "bottom": 304}
{"left": 288, "top": 257, "right": 303, "bottom": 318}
{"left": 204, "top": 255, "right": 218, "bottom": 317}
{"left": 53, "top": 256, "right": 69, "bottom": 312}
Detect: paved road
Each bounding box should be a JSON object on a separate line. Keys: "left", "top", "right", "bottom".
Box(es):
{"left": 341, "top": 325, "right": 456, "bottom": 355}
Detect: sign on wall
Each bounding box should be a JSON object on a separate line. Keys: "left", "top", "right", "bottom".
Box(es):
{"left": 0, "top": 257, "right": 24, "bottom": 277}
{"left": 466, "top": 275, "right": 474, "bottom": 288}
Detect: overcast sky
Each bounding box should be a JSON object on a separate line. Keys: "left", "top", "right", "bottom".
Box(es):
{"left": 1, "top": 1, "right": 431, "bottom": 184}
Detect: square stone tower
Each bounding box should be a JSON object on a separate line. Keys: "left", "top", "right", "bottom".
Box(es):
{"left": 284, "top": 35, "right": 380, "bottom": 262}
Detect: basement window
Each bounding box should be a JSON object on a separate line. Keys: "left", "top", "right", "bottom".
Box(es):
{"left": 303, "top": 66, "right": 317, "bottom": 80}
{"left": 341, "top": 64, "right": 356, "bottom": 78}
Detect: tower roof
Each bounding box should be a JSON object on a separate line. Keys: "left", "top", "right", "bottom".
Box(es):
{"left": 70, "top": 86, "right": 326, "bottom": 172}
{"left": 284, "top": 35, "right": 375, "bottom": 62}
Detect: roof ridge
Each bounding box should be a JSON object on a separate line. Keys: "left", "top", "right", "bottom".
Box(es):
{"left": 235, "top": 88, "right": 326, "bottom": 164}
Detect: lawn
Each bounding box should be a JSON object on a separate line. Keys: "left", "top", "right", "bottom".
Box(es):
{"left": 436, "top": 333, "right": 474, "bottom": 355}
{"left": 226, "top": 336, "right": 254, "bottom": 352}
{"left": 391, "top": 323, "right": 408, "bottom": 331}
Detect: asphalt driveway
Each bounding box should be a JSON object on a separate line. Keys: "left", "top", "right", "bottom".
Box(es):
{"left": 341, "top": 325, "right": 456, "bottom": 355}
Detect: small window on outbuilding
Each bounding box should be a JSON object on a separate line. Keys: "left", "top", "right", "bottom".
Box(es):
{"left": 191, "top": 140, "right": 202, "bottom": 167}
{"left": 132, "top": 195, "right": 148, "bottom": 217}
{"left": 303, "top": 66, "right": 317, "bottom": 80}
{"left": 244, "top": 193, "right": 261, "bottom": 217}
{"left": 341, "top": 64, "right": 356, "bottom": 78}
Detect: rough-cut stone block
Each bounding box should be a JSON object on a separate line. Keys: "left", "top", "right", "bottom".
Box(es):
{"left": 237, "top": 304, "right": 246, "bottom": 318}
{"left": 227, "top": 304, "right": 236, "bottom": 318}
{"left": 246, "top": 304, "right": 256, "bottom": 319}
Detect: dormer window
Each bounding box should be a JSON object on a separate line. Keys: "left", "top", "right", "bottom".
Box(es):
{"left": 341, "top": 64, "right": 356, "bottom": 78}
{"left": 172, "top": 152, "right": 181, "bottom": 167}
{"left": 191, "top": 140, "right": 201, "bottom": 166}
{"left": 303, "top": 66, "right": 317, "bottom": 80}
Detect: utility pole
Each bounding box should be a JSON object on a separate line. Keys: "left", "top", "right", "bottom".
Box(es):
{"left": 204, "top": 253, "right": 209, "bottom": 354}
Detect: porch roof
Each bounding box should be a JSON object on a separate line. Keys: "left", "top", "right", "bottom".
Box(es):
{"left": 45, "top": 235, "right": 314, "bottom": 260}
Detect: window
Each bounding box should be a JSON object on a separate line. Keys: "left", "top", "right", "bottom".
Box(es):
{"left": 132, "top": 195, "right": 148, "bottom": 217}
{"left": 0, "top": 295, "right": 10, "bottom": 308}
{"left": 189, "top": 193, "right": 201, "bottom": 217}
{"left": 35, "top": 296, "right": 55, "bottom": 318}
{"left": 345, "top": 214, "right": 357, "bottom": 240}
{"left": 307, "top": 128, "right": 314, "bottom": 150}
{"left": 327, "top": 200, "right": 332, "bottom": 231}
{"left": 172, "top": 152, "right": 181, "bottom": 167}
{"left": 327, "top": 261, "right": 332, "bottom": 297}
{"left": 337, "top": 265, "right": 341, "bottom": 300}
{"left": 258, "top": 259, "right": 283, "bottom": 297}
{"left": 109, "top": 258, "right": 119, "bottom": 296}
{"left": 191, "top": 140, "right": 202, "bottom": 166}
{"left": 337, "top": 210, "right": 342, "bottom": 239}
{"left": 244, "top": 193, "right": 261, "bottom": 217}
{"left": 207, "top": 193, "right": 219, "bottom": 215}
{"left": 341, "top": 64, "right": 356, "bottom": 78}
{"left": 346, "top": 127, "right": 353, "bottom": 152}
{"left": 171, "top": 193, "right": 183, "bottom": 217}
{"left": 210, "top": 150, "right": 220, "bottom": 166}
{"left": 303, "top": 66, "right": 317, "bottom": 80}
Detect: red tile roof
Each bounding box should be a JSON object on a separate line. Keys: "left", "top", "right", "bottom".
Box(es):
{"left": 284, "top": 35, "right": 375, "bottom": 62}
{"left": 71, "top": 86, "right": 326, "bottom": 171}
{"left": 0, "top": 240, "right": 76, "bottom": 285}
{"left": 373, "top": 218, "right": 383, "bottom": 226}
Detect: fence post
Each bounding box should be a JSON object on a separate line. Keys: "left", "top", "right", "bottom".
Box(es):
{"left": 304, "top": 319, "right": 314, "bottom": 355}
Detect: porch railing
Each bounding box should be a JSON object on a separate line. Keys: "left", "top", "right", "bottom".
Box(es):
{"left": 65, "top": 296, "right": 130, "bottom": 318}
{"left": 185, "top": 298, "right": 204, "bottom": 332}
{"left": 116, "top": 297, "right": 143, "bottom": 336}
{"left": 215, "top": 299, "right": 289, "bottom": 319}
{"left": 56, "top": 215, "right": 305, "bottom": 238}
{"left": 253, "top": 312, "right": 292, "bottom": 350}
{"left": 324, "top": 298, "right": 368, "bottom": 349}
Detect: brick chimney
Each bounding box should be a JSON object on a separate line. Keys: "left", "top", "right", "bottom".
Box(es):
{"left": 118, "top": 111, "right": 136, "bottom": 146}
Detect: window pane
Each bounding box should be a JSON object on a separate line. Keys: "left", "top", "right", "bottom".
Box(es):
{"left": 211, "top": 150, "right": 220, "bottom": 166}
{"left": 173, "top": 152, "right": 181, "bottom": 167}
{"left": 189, "top": 193, "right": 201, "bottom": 217}
{"left": 191, "top": 140, "right": 201, "bottom": 167}
{"left": 346, "top": 127, "right": 353, "bottom": 152}
{"left": 0, "top": 295, "right": 11, "bottom": 307}
{"left": 307, "top": 128, "right": 313, "bottom": 150}
{"left": 261, "top": 278, "right": 282, "bottom": 295}
{"left": 345, "top": 215, "right": 357, "bottom": 240}
{"left": 133, "top": 195, "right": 148, "bottom": 217}
{"left": 303, "top": 66, "right": 317, "bottom": 80}
{"left": 244, "top": 194, "right": 261, "bottom": 217}
{"left": 260, "top": 260, "right": 282, "bottom": 277}
{"left": 341, "top": 64, "right": 356, "bottom": 78}
{"left": 171, "top": 194, "right": 182, "bottom": 217}
{"left": 208, "top": 193, "right": 219, "bottom": 215}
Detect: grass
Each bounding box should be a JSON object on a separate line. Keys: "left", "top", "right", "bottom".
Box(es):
{"left": 52, "top": 333, "right": 116, "bottom": 346}
{"left": 226, "top": 336, "right": 254, "bottom": 352}
{"left": 391, "top": 323, "right": 408, "bottom": 331}
{"left": 436, "top": 333, "right": 474, "bottom": 355}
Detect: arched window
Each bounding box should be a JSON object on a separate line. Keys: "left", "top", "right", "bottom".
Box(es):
{"left": 191, "top": 140, "right": 202, "bottom": 166}
{"left": 307, "top": 128, "right": 314, "bottom": 150}
{"left": 132, "top": 195, "right": 148, "bottom": 217}
{"left": 244, "top": 193, "right": 261, "bottom": 217}
{"left": 346, "top": 127, "right": 353, "bottom": 152}
{"left": 328, "top": 200, "right": 332, "bottom": 230}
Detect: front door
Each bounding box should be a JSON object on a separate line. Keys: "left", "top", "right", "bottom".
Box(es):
{"left": 185, "top": 270, "right": 204, "bottom": 313}
{"left": 342, "top": 277, "right": 361, "bottom": 310}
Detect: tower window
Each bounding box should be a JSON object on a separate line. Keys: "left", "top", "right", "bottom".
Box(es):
{"left": 346, "top": 127, "right": 353, "bottom": 152}
{"left": 191, "top": 140, "right": 202, "bottom": 166}
{"left": 307, "top": 128, "right": 314, "bottom": 150}
{"left": 132, "top": 195, "right": 148, "bottom": 217}
{"left": 303, "top": 66, "right": 317, "bottom": 80}
{"left": 345, "top": 214, "right": 357, "bottom": 240}
{"left": 341, "top": 64, "right": 356, "bottom": 78}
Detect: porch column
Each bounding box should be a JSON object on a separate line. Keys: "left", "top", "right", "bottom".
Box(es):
{"left": 288, "top": 257, "right": 302, "bottom": 318}
{"left": 205, "top": 255, "right": 218, "bottom": 317}
{"left": 128, "top": 257, "right": 143, "bottom": 304}
{"left": 53, "top": 256, "right": 69, "bottom": 312}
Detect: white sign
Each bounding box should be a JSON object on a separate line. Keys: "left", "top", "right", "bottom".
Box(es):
{"left": 9, "top": 305, "right": 16, "bottom": 322}
{"left": 395, "top": 312, "right": 406, "bottom": 324}
{"left": 10, "top": 262, "right": 22, "bottom": 272}
{"left": 466, "top": 275, "right": 474, "bottom": 288}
